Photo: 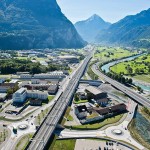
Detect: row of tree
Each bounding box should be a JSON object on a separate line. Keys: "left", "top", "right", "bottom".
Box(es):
{"left": 0, "top": 59, "right": 70, "bottom": 74}
{"left": 104, "top": 71, "right": 133, "bottom": 85}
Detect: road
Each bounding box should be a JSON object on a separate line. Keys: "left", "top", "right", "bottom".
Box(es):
{"left": 56, "top": 100, "right": 145, "bottom": 150}
{"left": 26, "top": 53, "right": 92, "bottom": 150}
{"left": 92, "top": 63, "right": 150, "bottom": 108}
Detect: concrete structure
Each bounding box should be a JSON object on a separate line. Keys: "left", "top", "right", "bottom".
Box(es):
{"left": 48, "top": 84, "right": 58, "bottom": 95}
{"left": 75, "top": 105, "right": 88, "bottom": 119}
{"left": 13, "top": 88, "right": 27, "bottom": 103}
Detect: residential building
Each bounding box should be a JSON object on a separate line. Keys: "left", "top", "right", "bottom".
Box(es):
{"left": 13, "top": 88, "right": 27, "bottom": 103}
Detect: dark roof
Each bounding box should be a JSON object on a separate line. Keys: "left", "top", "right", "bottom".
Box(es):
{"left": 76, "top": 105, "right": 88, "bottom": 113}
{"left": 90, "top": 103, "right": 126, "bottom": 115}
{"left": 0, "top": 83, "right": 17, "bottom": 87}
{"left": 48, "top": 84, "right": 58, "bottom": 91}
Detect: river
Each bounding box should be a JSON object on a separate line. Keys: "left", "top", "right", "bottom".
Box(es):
{"left": 101, "top": 53, "right": 150, "bottom": 91}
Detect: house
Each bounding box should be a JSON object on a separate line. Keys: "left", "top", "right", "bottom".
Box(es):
{"left": 13, "top": 88, "right": 27, "bottom": 103}
{"left": 91, "top": 103, "right": 127, "bottom": 116}
{"left": 29, "top": 99, "right": 42, "bottom": 106}
{"left": 85, "top": 86, "right": 108, "bottom": 106}
{"left": 48, "top": 84, "right": 58, "bottom": 95}
{"left": 75, "top": 105, "right": 88, "bottom": 119}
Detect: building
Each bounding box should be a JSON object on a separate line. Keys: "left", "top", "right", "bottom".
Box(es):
{"left": 27, "top": 90, "right": 48, "bottom": 100}
{"left": 48, "top": 84, "right": 58, "bottom": 95}
{"left": 85, "top": 86, "right": 108, "bottom": 106}
{"left": 34, "top": 72, "right": 65, "bottom": 80}
{"left": 13, "top": 88, "right": 48, "bottom": 104}
{"left": 77, "top": 92, "right": 87, "bottom": 100}
{"left": 0, "top": 93, "right": 7, "bottom": 101}
{"left": 20, "top": 74, "right": 32, "bottom": 79}
{"left": 0, "top": 78, "right": 5, "bottom": 84}
{"left": 91, "top": 103, "right": 127, "bottom": 116}
{"left": 29, "top": 99, "right": 42, "bottom": 106}
{"left": 75, "top": 105, "right": 88, "bottom": 119}
{"left": 0, "top": 83, "right": 17, "bottom": 93}
{"left": 58, "top": 55, "right": 79, "bottom": 63}
{"left": 13, "top": 88, "right": 27, "bottom": 103}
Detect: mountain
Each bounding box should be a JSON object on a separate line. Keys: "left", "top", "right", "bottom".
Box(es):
{"left": 75, "top": 14, "right": 111, "bottom": 42}
{"left": 96, "top": 8, "right": 150, "bottom": 48}
{"left": 0, "top": 0, "right": 86, "bottom": 50}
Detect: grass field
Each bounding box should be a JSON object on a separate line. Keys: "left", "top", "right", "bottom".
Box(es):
{"left": 110, "top": 54, "right": 150, "bottom": 75}
{"left": 133, "top": 74, "right": 150, "bottom": 83}
{"left": 65, "top": 114, "right": 123, "bottom": 130}
{"left": 52, "top": 139, "right": 76, "bottom": 150}
{"left": 73, "top": 99, "right": 88, "bottom": 104}
{"left": 95, "top": 47, "right": 137, "bottom": 63}
{"left": 48, "top": 95, "right": 55, "bottom": 102}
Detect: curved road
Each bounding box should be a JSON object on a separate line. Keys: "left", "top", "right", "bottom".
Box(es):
{"left": 92, "top": 63, "right": 150, "bottom": 108}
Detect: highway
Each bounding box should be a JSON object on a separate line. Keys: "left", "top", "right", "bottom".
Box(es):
{"left": 92, "top": 63, "right": 150, "bottom": 108}
{"left": 26, "top": 53, "right": 92, "bottom": 150}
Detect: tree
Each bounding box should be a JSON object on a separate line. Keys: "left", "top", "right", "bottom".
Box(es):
{"left": 74, "top": 93, "right": 79, "bottom": 102}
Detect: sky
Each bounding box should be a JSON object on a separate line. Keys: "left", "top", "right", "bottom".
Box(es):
{"left": 57, "top": 0, "right": 150, "bottom": 23}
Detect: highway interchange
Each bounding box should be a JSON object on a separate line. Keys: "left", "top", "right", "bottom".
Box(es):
{"left": 26, "top": 52, "right": 92, "bottom": 150}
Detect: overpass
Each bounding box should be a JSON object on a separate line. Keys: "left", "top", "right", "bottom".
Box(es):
{"left": 92, "top": 63, "right": 150, "bottom": 108}
{"left": 79, "top": 79, "right": 103, "bottom": 86}
{"left": 25, "top": 53, "right": 92, "bottom": 150}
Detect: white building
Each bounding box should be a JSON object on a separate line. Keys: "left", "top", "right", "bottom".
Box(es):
{"left": 34, "top": 72, "right": 65, "bottom": 79}
{"left": 20, "top": 74, "right": 32, "bottom": 79}
{"left": 0, "top": 78, "right": 5, "bottom": 84}
{"left": 27, "top": 90, "right": 48, "bottom": 100}
{"left": 13, "top": 88, "right": 27, "bottom": 103}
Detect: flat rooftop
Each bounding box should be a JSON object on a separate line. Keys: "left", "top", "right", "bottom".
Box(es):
{"left": 86, "top": 86, "right": 103, "bottom": 95}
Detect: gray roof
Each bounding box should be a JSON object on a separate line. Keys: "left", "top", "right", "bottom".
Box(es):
{"left": 86, "top": 86, "right": 104, "bottom": 95}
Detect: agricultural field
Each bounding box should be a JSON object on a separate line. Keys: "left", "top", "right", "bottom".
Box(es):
{"left": 94, "top": 47, "right": 137, "bottom": 62}
{"left": 110, "top": 54, "right": 150, "bottom": 75}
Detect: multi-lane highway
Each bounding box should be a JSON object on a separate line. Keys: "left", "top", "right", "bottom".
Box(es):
{"left": 92, "top": 63, "right": 150, "bottom": 108}
{"left": 26, "top": 53, "right": 92, "bottom": 150}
